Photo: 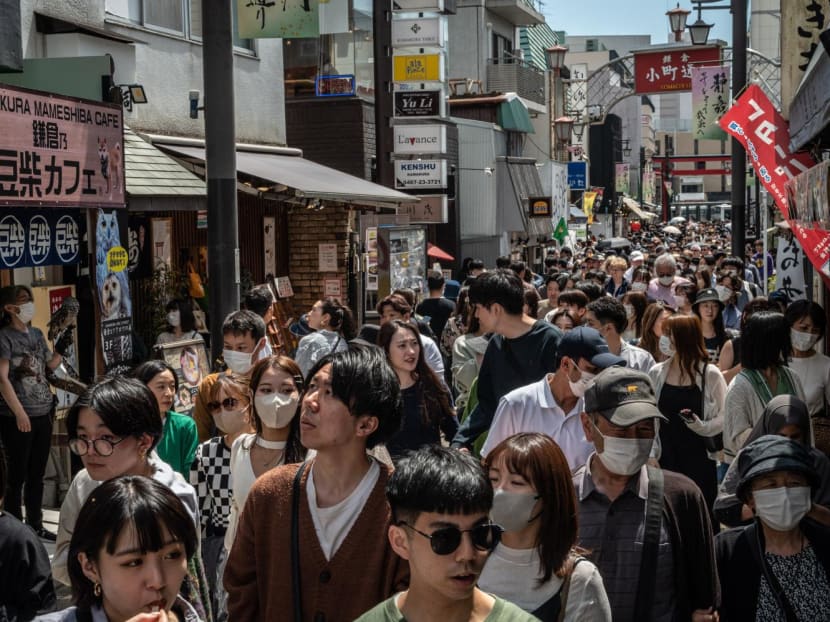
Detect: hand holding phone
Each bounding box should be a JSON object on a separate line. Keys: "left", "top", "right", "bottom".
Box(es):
{"left": 679, "top": 409, "right": 696, "bottom": 423}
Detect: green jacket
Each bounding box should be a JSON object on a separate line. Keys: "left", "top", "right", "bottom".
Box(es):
{"left": 156, "top": 410, "right": 199, "bottom": 479}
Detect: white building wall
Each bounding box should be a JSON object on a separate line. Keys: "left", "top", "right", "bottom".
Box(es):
{"left": 18, "top": 0, "right": 285, "bottom": 145}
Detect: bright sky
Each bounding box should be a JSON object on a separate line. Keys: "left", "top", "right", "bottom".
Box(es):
{"left": 543, "top": 0, "right": 733, "bottom": 47}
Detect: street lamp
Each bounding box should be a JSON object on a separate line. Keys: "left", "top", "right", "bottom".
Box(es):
{"left": 545, "top": 45, "right": 568, "bottom": 73}
{"left": 554, "top": 116, "right": 574, "bottom": 163}
{"left": 666, "top": 4, "right": 691, "bottom": 42}
{"left": 687, "top": 4, "right": 714, "bottom": 44}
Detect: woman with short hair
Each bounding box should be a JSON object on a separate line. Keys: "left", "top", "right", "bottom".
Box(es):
{"left": 785, "top": 300, "right": 830, "bottom": 417}
{"left": 294, "top": 298, "right": 354, "bottom": 378}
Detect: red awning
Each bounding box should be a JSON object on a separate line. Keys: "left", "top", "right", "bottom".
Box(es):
{"left": 427, "top": 243, "right": 454, "bottom": 262}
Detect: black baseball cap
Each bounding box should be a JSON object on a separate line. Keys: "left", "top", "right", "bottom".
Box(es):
{"left": 558, "top": 327, "right": 626, "bottom": 370}
{"left": 693, "top": 287, "right": 723, "bottom": 308}
{"left": 736, "top": 434, "right": 819, "bottom": 500}
{"left": 584, "top": 367, "right": 667, "bottom": 426}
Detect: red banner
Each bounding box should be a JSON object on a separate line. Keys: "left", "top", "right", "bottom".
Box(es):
{"left": 634, "top": 46, "right": 721, "bottom": 94}
{"left": 719, "top": 84, "right": 830, "bottom": 285}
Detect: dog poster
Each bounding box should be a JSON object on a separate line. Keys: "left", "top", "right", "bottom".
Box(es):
{"left": 156, "top": 338, "right": 210, "bottom": 415}
{"left": 95, "top": 209, "right": 133, "bottom": 372}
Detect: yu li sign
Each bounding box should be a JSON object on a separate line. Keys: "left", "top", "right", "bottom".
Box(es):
{"left": 634, "top": 46, "right": 721, "bottom": 94}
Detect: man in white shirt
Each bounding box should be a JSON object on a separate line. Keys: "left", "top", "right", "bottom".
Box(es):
{"left": 584, "top": 297, "right": 655, "bottom": 373}
{"left": 481, "top": 326, "right": 625, "bottom": 471}
{"left": 623, "top": 250, "right": 644, "bottom": 282}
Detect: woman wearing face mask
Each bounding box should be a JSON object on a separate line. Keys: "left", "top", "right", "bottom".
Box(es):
{"left": 638, "top": 302, "right": 674, "bottom": 363}
{"left": 480, "top": 433, "right": 611, "bottom": 621}
{"left": 649, "top": 315, "right": 727, "bottom": 514}
{"left": 715, "top": 435, "right": 830, "bottom": 622}
{"left": 714, "top": 395, "right": 830, "bottom": 528}
{"left": 672, "top": 279, "right": 696, "bottom": 315}
{"left": 294, "top": 298, "right": 354, "bottom": 378}
{"left": 620, "top": 291, "right": 647, "bottom": 343}
{"left": 784, "top": 300, "right": 830, "bottom": 418}
{"left": 628, "top": 267, "right": 651, "bottom": 293}
{"left": 0, "top": 285, "right": 64, "bottom": 542}
{"left": 133, "top": 361, "right": 199, "bottom": 479}
{"left": 378, "top": 320, "right": 457, "bottom": 460}
{"left": 189, "top": 373, "right": 253, "bottom": 612}
{"left": 156, "top": 299, "right": 204, "bottom": 346}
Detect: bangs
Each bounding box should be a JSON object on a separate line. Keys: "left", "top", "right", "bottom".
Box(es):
{"left": 104, "top": 495, "right": 196, "bottom": 559}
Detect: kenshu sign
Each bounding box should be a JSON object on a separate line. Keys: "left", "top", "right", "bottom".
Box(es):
{"left": 393, "top": 124, "right": 447, "bottom": 154}
{"left": 394, "top": 160, "right": 447, "bottom": 189}
{"left": 0, "top": 84, "right": 125, "bottom": 208}
{"left": 634, "top": 46, "right": 721, "bottom": 94}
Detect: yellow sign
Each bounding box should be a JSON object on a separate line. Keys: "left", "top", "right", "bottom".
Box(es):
{"left": 393, "top": 54, "right": 442, "bottom": 82}
{"left": 107, "top": 246, "right": 129, "bottom": 272}
{"left": 583, "top": 192, "right": 597, "bottom": 225}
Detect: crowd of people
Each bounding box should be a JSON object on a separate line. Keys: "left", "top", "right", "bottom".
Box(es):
{"left": 1, "top": 217, "right": 830, "bottom": 621}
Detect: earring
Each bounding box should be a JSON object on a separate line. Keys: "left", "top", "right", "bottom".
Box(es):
{"left": 94, "top": 582, "right": 102, "bottom": 597}
{"left": 139, "top": 448, "right": 146, "bottom": 459}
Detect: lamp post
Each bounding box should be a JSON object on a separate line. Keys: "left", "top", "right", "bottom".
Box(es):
{"left": 554, "top": 116, "right": 574, "bottom": 163}
{"left": 546, "top": 46, "right": 568, "bottom": 161}
{"left": 666, "top": 4, "right": 691, "bottom": 42}
{"left": 671, "top": 0, "right": 746, "bottom": 259}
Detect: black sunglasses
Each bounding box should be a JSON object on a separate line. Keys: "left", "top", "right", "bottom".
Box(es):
{"left": 207, "top": 397, "right": 239, "bottom": 412}
{"left": 399, "top": 522, "right": 502, "bottom": 556}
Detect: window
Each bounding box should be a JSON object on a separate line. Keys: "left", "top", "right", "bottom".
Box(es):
{"left": 145, "top": 0, "right": 184, "bottom": 34}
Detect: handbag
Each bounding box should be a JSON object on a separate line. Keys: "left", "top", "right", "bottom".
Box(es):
{"left": 188, "top": 262, "right": 205, "bottom": 299}
{"left": 700, "top": 365, "right": 724, "bottom": 453}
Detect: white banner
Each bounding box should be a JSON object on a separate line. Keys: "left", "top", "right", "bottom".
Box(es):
{"left": 393, "top": 124, "right": 447, "bottom": 154}
{"left": 775, "top": 234, "right": 807, "bottom": 301}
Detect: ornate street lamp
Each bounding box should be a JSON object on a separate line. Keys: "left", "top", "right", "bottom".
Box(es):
{"left": 545, "top": 45, "right": 568, "bottom": 73}
{"left": 688, "top": 13, "right": 714, "bottom": 45}
{"left": 666, "top": 4, "right": 691, "bottom": 42}
{"left": 554, "top": 116, "right": 575, "bottom": 145}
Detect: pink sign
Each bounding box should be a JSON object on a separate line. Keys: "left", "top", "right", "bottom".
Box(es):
{"left": 0, "top": 84, "right": 125, "bottom": 208}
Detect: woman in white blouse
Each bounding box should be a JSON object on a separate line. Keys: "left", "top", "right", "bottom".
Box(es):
{"left": 785, "top": 300, "right": 830, "bottom": 417}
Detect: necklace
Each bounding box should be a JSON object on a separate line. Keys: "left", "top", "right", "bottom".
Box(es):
{"left": 255, "top": 436, "right": 286, "bottom": 449}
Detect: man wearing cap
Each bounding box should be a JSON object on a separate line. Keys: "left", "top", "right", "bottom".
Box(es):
{"left": 624, "top": 251, "right": 644, "bottom": 282}
{"left": 481, "top": 326, "right": 625, "bottom": 471}
{"left": 584, "top": 297, "right": 655, "bottom": 373}
{"left": 648, "top": 254, "right": 685, "bottom": 307}
{"left": 715, "top": 435, "right": 830, "bottom": 621}
{"left": 574, "top": 367, "right": 719, "bottom": 622}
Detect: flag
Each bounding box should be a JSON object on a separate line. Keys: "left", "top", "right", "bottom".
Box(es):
{"left": 583, "top": 192, "right": 597, "bottom": 225}
{"left": 553, "top": 217, "right": 568, "bottom": 243}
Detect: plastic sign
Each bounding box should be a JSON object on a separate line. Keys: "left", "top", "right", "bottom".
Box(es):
{"left": 392, "top": 17, "right": 444, "bottom": 48}
{"left": 393, "top": 54, "right": 444, "bottom": 82}
{"left": 393, "top": 124, "right": 447, "bottom": 155}
{"left": 394, "top": 90, "right": 442, "bottom": 117}
{"left": 394, "top": 160, "right": 447, "bottom": 189}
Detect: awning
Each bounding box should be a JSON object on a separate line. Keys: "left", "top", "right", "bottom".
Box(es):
{"left": 34, "top": 11, "right": 146, "bottom": 44}
{"left": 569, "top": 206, "right": 588, "bottom": 222}
{"left": 497, "top": 94, "right": 535, "bottom": 134}
{"left": 622, "top": 197, "right": 659, "bottom": 220}
{"left": 790, "top": 38, "right": 830, "bottom": 151}
{"left": 499, "top": 157, "right": 551, "bottom": 235}
{"left": 427, "top": 243, "right": 454, "bottom": 262}
{"left": 124, "top": 127, "right": 206, "bottom": 212}
{"left": 152, "top": 141, "right": 417, "bottom": 208}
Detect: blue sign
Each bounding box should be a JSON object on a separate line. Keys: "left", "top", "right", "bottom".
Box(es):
{"left": 567, "top": 162, "right": 587, "bottom": 190}
{"left": 0, "top": 208, "right": 85, "bottom": 269}
{"left": 315, "top": 75, "right": 356, "bottom": 97}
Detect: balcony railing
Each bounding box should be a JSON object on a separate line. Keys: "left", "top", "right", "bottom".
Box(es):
{"left": 486, "top": 57, "right": 546, "bottom": 105}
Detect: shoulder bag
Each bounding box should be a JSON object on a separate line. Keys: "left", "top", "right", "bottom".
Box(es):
{"left": 291, "top": 462, "right": 308, "bottom": 622}
{"left": 632, "top": 465, "right": 665, "bottom": 620}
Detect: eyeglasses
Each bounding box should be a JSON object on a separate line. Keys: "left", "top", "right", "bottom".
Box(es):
{"left": 207, "top": 397, "right": 240, "bottom": 412}
{"left": 69, "top": 436, "right": 127, "bottom": 457}
{"left": 398, "top": 522, "right": 502, "bottom": 556}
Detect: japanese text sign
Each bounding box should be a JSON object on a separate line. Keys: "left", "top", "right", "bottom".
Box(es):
{"left": 393, "top": 54, "right": 444, "bottom": 82}
{"left": 781, "top": 0, "right": 830, "bottom": 116}
{"left": 691, "top": 65, "right": 729, "bottom": 140}
{"left": 0, "top": 208, "right": 85, "bottom": 269}
{"left": 775, "top": 234, "right": 807, "bottom": 302}
{"left": 634, "top": 46, "right": 720, "bottom": 94}
{"left": 237, "top": 0, "right": 320, "bottom": 39}
{"left": 0, "top": 84, "right": 124, "bottom": 208}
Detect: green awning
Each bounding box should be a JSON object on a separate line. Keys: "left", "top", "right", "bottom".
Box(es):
{"left": 497, "top": 96, "right": 535, "bottom": 134}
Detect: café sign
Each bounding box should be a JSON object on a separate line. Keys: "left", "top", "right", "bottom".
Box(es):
{"left": 394, "top": 160, "right": 447, "bottom": 189}
{"left": 393, "top": 124, "right": 447, "bottom": 155}
{"left": 393, "top": 54, "right": 444, "bottom": 82}
{"left": 392, "top": 17, "right": 444, "bottom": 48}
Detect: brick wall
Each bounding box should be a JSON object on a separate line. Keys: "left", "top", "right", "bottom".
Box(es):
{"left": 287, "top": 205, "right": 355, "bottom": 313}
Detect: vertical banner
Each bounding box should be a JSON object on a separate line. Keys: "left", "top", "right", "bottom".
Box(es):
{"left": 781, "top": 0, "right": 830, "bottom": 117}
{"left": 615, "top": 163, "right": 630, "bottom": 194}
{"left": 691, "top": 65, "right": 729, "bottom": 140}
{"left": 237, "top": 0, "right": 320, "bottom": 39}
{"left": 583, "top": 191, "right": 597, "bottom": 225}
{"left": 550, "top": 162, "right": 569, "bottom": 226}
{"left": 775, "top": 233, "right": 807, "bottom": 302}
{"left": 96, "top": 210, "right": 133, "bottom": 372}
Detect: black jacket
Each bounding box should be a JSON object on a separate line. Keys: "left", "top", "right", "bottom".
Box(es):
{"left": 715, "top": 519, "right": 830, "bottom": 621}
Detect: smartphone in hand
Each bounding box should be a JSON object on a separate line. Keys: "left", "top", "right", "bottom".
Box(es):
{"left": 679, "top": 409, "right": 696, "bottom": 423}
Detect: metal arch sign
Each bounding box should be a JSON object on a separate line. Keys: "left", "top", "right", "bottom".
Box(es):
{"left": 633, "top": 46, "right": 721, "bottom": 94}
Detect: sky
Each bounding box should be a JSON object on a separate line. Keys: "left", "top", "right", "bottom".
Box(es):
{"left": 543, "top": 0, "right": 733, "bottom": 47}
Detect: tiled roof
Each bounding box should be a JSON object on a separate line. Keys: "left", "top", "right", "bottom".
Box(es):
{"left": 124, "top": 126, "right": 206, "bottom": 197}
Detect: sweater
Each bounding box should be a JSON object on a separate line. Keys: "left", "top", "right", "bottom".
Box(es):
{"left": 224, "top": 460, "right": 408, "bottom": 622}
{"left": 715, "top": 520, "right": 830, "bottom": 621}
{"left": 156, "top": 410, "right": 200, "bottom": 478}
{"left": 0, "top": 512, "right": 56, "bottom": 621}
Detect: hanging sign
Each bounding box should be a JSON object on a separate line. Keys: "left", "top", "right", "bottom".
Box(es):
{"left": 775, "top": 233, "right": 807, "bottom": 301}
{"left": 393, "top": 124, "right": 447, "bottom": 154}
{"left": 398, "top": 195, "right": 448, "bottom": 223}
{"left": 394, "top": 90, "right": 442, "bottom": 117}
{"left": 691, "top": 64, "right": 729, "bottom": 140}
{"left": 393, "top": 54, "right": 444, "bottom": 82}
{"left": 634, "top": 45, "right": 721, "bottom": 94}
{"left": 394, "top": 159, "right": 447, "bottom": 189}
{"left": 392, "top": 17, "right": 443, "bottom": 48}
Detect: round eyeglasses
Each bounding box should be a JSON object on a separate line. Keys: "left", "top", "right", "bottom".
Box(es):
{"left": 68, "top": 436, "right": 127, "bottom": 457}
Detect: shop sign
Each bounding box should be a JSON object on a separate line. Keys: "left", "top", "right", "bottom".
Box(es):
{"left": 775, "top": 234, "right": 807, "bottom": 302}
{"left": 567, "top": 161, "right": 587, "bottom": 190}
{"left": 393, "top": 0, "right": 445, "bottom": 10}
{"left": 392, "top": 17, "right": 443, "bottom": 48}
{"left": 393, "top": 54, "right": 444, "bottom": 82}
{"left": 237, "top": 0, "right": 319, "bottom": 39}
{"left": 96, "top": 210, "right": 132, "bottom": 373}
{"left": 398, "top": 195, "right": 448, "bottom": 223}
{"left": 315, "top": 75, "right": 356, "bottom": 97}
{"left": 394, "top": 90, "right": 442, "bottom": 117}
{"left": 393, "top": 124, "right": 446, "bottom": 155}
{"left": 323, "top": 278, "right": 342, "bottom": 298}
{"left": 634, "top": 46, "right": 721, "bottom": 94}
{"left": 394, "top": 159, "right": 447, "bottom": 189}
{"left": 528, "top": 196, "right": 551, "bottom": 218}
{"left": 0, "top": 208, "right": 85, "bottom": 269}
{"left": 0, "top": 84, "right": 125, "bottom": 208}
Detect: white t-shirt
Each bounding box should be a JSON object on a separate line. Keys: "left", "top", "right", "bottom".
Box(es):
{"left": 478, "top": 544, "right": 611, "bottom": 620}
{"left": 787, "top": 352, "right": 830, "bottom": 416}
{"left": 307, "top": 458, "right": 380, "bottom": 560}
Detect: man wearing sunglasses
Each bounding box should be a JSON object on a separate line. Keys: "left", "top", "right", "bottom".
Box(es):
{"left": 574, "top": 367, "right": 719, "bottom": 622}
{"left": 356, "top": 446, "right": 536, "bottom": 621}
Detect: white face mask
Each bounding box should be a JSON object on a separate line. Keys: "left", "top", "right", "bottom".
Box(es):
{"left": 490, "top": 489, "right": 540, "bottom": 533}
{"left": 753, "top": 486, "right": 812, "bottom": 531}
{"left": 673, "top": 295, "right": 687, "bottom": 309}
{"left": 790, "top": 329, "right": 820, "bottom": 352}
{"left": 715, "top": 285, "right": 733, "bottom": 303}
{"left": 623, "top": 304, "right": 636, "bottom": 319}
{"left": 631, "top": 282, "right": 648, "bottom": 292}
{"left": 658, "top": 275, "right": 675, "bottom": 287}
{"left": 568, "top": 366, "right": 596, "bottom": 398}
{"left": 659, "top": 335, "right": 675, "bottom": 357}
{"left": 255, "top": 392, "right": 298, "bottom": 429}
{"left": 214, "top": 409, "right": 248, "bottom": 436}
{"left": 15, "top": 302, "right": 35, "bottom": 324}
{"left": 167, "top": 310, "right": 181, "bottom": 328}
{"left": 594, "top": 425, "right": 654, "bottom": 476}
{"left": 223, "top": 349, "right": 253, "bottom": 375}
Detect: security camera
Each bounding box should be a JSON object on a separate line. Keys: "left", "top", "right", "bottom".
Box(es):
{"left": 484, "top": 167, "right": 494, "bottom": 176}
{"left": 189, "top": 90, "right": 200, "bottom": 119}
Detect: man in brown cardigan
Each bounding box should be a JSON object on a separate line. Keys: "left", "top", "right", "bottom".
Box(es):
{"left": 224, "top": 347, "right": 408, "bottom": 621}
